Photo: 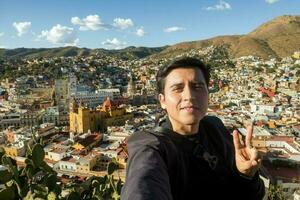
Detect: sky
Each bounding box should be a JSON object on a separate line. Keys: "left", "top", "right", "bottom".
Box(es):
{"left": 0, "top": 0, "right": 299, "bottom": 49}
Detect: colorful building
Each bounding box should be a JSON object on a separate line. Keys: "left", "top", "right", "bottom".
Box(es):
{"left": 69, "top": 97, "right": 133, "bottom": 133}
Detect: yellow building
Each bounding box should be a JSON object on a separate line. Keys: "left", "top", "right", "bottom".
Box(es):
{"left": 252, "top": 138, "right": 266, "bottom": 148}
{"left": 69, "top": 97, "right": 133, "bottom": 133}
{"left": 3, "top": 145, "right": 25, "bottom": 158}
{"left": 222, "top": 86, "right": 229, "bottom": 92}
{"left": 72, "top": 134, "right": 102, "bottom": 153}
{"left": 268, "top": 121, "right": 276, "bottom": 129}
{"left": 293, "top": 51, "right": 300, "bottom": 59}
{"left": 117, "top": 151, "right": 127, "bottom": 169}
{"left": 76, "top": 156, "right": 98, "bottom": 174}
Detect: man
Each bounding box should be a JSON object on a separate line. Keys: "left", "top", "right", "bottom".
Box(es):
{"left": 121, "top": 57, "right": 265, "bottom": 200}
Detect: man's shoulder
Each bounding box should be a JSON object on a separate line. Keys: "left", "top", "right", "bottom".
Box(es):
{"left": 201, "top": 115, "right": 231, "bottom": 139}
{"left": 201, "top": 115, "right": 224, "bottom": 126}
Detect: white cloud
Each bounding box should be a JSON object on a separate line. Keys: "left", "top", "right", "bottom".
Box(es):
{"left": 0, "top": 32, "right": 4, "bottom": 37}
{"left": 164, "top": 26, "right": 186, "bottom": 33}
{"left": 265, "top": 0, "right": 279, "bottom": 4}
{"left": 102, "top": 38, "right": 127, "bottom": 49}
{"left": 0, "top": 45, "right": 6, "bottom": 48}
{"left": 37, "top": 24, "right": 79, "bottom": 46}
{"left": 71, "top": 15, "right": 107, "bottom": 31}
{"left": 206, "top": 0, "right": 231, "bottom": 11}
{"left": 136, "top": 27, "right": 145, "bottom": 37}
{"left": 113, "top": 18, "right": 134, "bottom": 30}
{"left": 13, "top": 21, "right": 31, "bottom": 36}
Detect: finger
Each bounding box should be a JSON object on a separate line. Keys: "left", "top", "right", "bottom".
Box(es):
{"left": 233, "top": 130, "right": 242, "bottom": 150}
{"left": 257, "top": 158, "right": 262, "bottom": 168}
{"left": 245, "top": 125, "right": 253, "bottom": 148}
{"left": 249, "top": 148, "right": 259, "bottom": 167}
{"left": 251, "top": 160, "right": 258, "bottom": 167}
{"left": 255, "top": 158, "right": 262, "bottom": 169}
{"left": 241, "top": 149, "right": 250, "bottom": 160}
{"left": 238, "top": 151, "right": 249, "bottom": 162}
{"left": 251, "top": 158, "right": 262, "bottom": 175}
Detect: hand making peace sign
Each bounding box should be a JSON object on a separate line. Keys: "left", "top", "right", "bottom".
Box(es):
{"left": 233, "top": 126, "right": 262, "bottom": 178}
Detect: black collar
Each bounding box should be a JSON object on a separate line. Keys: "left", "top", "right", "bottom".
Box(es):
{"left": 156, "top": 116, "right": 204, "bottom": 142}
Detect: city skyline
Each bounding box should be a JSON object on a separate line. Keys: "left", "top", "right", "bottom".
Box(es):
{"left": 1, "top": 0, "right": 300, "bottom": 49}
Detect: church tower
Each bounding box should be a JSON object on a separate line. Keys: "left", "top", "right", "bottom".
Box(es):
{"left": 127, "top": 73, "right": 136, "bottom": 97}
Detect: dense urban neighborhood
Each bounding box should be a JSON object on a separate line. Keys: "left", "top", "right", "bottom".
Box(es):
{"left": 0, "top": 45, "right": 299, "bottom": 199}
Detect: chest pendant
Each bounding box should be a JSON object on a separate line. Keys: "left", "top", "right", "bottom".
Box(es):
{"left": 203, "top": 151, "right": 218, "bottom": 170}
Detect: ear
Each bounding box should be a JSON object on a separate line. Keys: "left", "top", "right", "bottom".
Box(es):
{"left": 158, "top": 93, "right": 166, "bottom": 109}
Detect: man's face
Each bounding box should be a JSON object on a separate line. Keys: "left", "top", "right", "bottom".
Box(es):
{"left": 159, "top": 67, "right": 208, "bottom": 128}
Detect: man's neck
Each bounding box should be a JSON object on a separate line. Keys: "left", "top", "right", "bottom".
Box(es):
{"left": 168, "top": 118, "right": 199, "bottom": 136}
{"left": 174, "top": 127, "right": 198, "bottom": 135}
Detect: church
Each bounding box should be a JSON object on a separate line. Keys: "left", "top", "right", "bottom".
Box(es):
{"left": 69, "top": 96, "right": 133, "bottom": 134}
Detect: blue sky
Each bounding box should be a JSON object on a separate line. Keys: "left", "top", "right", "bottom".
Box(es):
{"left": 0, "top": 0, "right": 299, "bottom": 49}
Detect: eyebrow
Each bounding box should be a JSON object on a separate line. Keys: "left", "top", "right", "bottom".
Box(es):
{"left": 169, "top": 81, "right": 206, "bottom": 88}
{"left": 191, "top": 82, "right": 206, "bottom": 86}
{"left": 169, "top": 83, "right": 184, "bottom": 89}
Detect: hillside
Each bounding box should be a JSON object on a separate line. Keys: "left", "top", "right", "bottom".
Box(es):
{"left": 154, "top": 15, "right": 300, "bottom": 59}
{"left": 0, "top": 46, "right": 167, "bottom": 60}
{"left": 0, "top": 47, "right": 90, "bottom": 59}
{"left": 248, "top": 15, "right": 300, "bottom": 58}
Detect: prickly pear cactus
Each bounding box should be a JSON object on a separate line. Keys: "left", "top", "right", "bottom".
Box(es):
{"left": 0, "top": 136, "right": 125, "bottom": 199}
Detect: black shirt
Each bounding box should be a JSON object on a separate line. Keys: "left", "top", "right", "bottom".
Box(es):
{"left": 121, "top": 116, "right": 265, "bottom": 200}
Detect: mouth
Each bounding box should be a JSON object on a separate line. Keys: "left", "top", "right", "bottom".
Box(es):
{"left": 180, "top": 106, "right": 199, "bottom": 112}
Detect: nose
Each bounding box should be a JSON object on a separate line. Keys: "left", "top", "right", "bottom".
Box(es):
{"left": 182, "top": 86, "right": 195, "bottom": 101}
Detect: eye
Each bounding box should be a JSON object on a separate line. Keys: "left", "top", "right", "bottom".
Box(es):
{"left": 172, "top": 86, "right": 183, "bottom": 92}
{"left": 194, "top": 83, "right": 205, "bottom": 90}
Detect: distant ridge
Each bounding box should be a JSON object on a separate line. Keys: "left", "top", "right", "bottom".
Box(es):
{"left": 154, "top": 15, "right": 300, "bottom": 59}
{"left": 0, "top": 46, "right": 168, "bottom": 60}
{"left": 1, "top": 15, "right": 299, "bottom": 60}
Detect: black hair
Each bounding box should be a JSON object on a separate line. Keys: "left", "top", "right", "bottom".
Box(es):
{"left": 156, "top": 57, "right": 210, "bottom": 94}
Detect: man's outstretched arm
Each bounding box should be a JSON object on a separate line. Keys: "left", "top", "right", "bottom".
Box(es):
{"left": 121, "top": 133, "right": 172, "bottom": 200}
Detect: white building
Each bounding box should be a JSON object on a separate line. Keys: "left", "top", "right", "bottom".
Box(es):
{"left": 250, "top": 103, "right": 276, "bottom": 115}
{"left": 72, "top": 88, "right": 120, "bottom": 108}
{"left": 59, "top": 157, "right": 77, "bottom": 172}
{"left": 47, "top": 147, "right": 68, "bottom": 162}
{"left": 40, "top": 106, "right": 60, "bottom": 125}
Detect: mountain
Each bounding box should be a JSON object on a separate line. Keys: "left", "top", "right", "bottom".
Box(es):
{"left": 248, "top": 15, "right": 300, "bottom": 58}
{"left": 0, "top": 47, "right": 91, "bottom": 59}
{"left": 154, "top": 15, "right": 300, "bottom": 59}
{"left": 0, "top": 46, "right": 168, "bottom": 60}
{"left": 0, "top": 15, "right": 299, "bottom": 60}
{"left": 106, "top": 46, "right": 169, "bottom": 60}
